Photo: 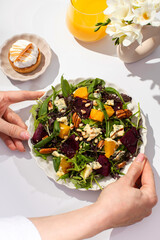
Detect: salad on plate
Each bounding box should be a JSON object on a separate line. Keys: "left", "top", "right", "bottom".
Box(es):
{"left": 28, "top": 77, "right": 146, "bottom": 190}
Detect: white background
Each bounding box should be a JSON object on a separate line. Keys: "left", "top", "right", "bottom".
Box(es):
{"left": 0, "top": 0, "right": 160, "bottom": 239}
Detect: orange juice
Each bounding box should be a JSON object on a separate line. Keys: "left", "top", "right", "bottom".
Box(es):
{"left": 66, "top": 0, "right": 108, "bottom": 42}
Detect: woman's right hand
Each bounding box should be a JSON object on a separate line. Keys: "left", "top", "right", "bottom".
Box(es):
{"left": 96, "top": 153, "right": 158, "bottom": 230}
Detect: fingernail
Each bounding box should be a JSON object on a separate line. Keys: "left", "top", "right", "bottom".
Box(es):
{"left": 20, "top": 131, "right": 30, "bottom": 140}
{"left": 135, "top": 153, "right": 145, "bottom": 162}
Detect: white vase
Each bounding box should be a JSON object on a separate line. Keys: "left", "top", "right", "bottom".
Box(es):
{"left": 117, "top": 25, "right": 160, "bottom": 63}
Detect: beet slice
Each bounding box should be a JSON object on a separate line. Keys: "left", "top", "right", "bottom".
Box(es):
{"left": 96, "top": 155, "right": 111, "bottom": 176}
{"left": 61, "top": 134, "right": 79, "bottom": 159}
{"left": 73, "top": 97, "right": 93, "bottom": 119}
{"left": 121, "top": 93, "right": 132, "bottom": 103}
{"left": 120, "top": 127, "right": 140, "bottom": 154}
{"left": 31, "top": 123, "right": 47, "bottom": 144}
{"left": 113, "top": 101, "right": 123, "bottom": 111}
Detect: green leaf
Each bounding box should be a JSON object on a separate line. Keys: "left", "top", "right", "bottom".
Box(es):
{"left": 34, "top": 134, "right": 54, "bottom": 148}
{"left": 30, "top": 104, "right": 40, "bottom": 130}
{"left": 75, "top": 78, "right": 105, "bottom": 90}
{"left": 61, "top": 75, "right": 71, "bottom": 97}
{"left": 94, "top": 18, "right": 111, "bottom": 32}
{"left": 95, "top": 22, "right": 103, "bottom": 26}
{"left": 58, "top": 173, "right": 70, "bottom": 180}
{"left": 96, "top": 99, "right": 110, "bottom": 137}
{"left": 136, "top": 103, "right": 141, "bottom": 129}
{"left": 33, "top": 148, "right": 48, "bottom": 160}
{"left": 38, "top": 95, "right": 52, "bottom": 118}
{"left": 53, "top": 156, "right": 61, "bottom": 172}
{"left": 88, "top": 78, "right": 105, "bottom": 94}
{"left": 53, "top": 120, "right": 60, "bottom": 136}
{"left": 82, "top": 118, "right": 98, "bottom": 127}
{"left": 94, "top": 26, "right": 101, "bottom": 32}
{"left": 51, "top": 86, "right": 57, "bottom": 104}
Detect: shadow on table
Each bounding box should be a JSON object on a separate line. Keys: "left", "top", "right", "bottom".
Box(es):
{"left": 76, "top": 35, "right": 117, "bottom": 57}
{"left": 109, "top": 115, "right": 160, "bottom": 240}
{"left": 9, "top": 49, "right": 60, "bottom": 91}
{"left": 124, "top": 48, "right": 160, "bottom": 105}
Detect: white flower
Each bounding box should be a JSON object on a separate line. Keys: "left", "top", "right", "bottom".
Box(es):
{"left": 105, "top": 0, "right": 134, "bottom": 22}
{"left": 133, "top": 3, "right": 160, "bottom": 26}
{"left": 103, "top": 0, "right": 160, "bottom": 46}
{"left": 131, "top": 0, "right": 147, "bottom": 8}
{"left": 106, "top": 20, "right": 143, "bottom": 46}
{"left": 148, "top": 0, "right": 160, "bottom": 12}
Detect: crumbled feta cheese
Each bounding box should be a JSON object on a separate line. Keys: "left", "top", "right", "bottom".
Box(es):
{"left": 54, "top": 97, "right": 67, "bottom": 112}
{"left": 110, "top": 124, "right": 124, "bottom": 139}
{"left": 105, "top": 100, "right": 114, "bottom": 106}
{"left": 83, "top": 124, "right": 101, "bottom": 141}
{"left": 81, "top": 164, "right": 92, "bottom": 179}
{"left": 127, "top": 103, "right": 134, "bottom": 111}
{"left": 93, "top": 92, "right": 101, "bottom": 99}
{"left": 57, "top": 116, "right": 68, "bottom": 125}
{"left": 90, "top": 161, "right": 102, "bottom": 170}
{"left": 57, "top": 166, "right": 65, "bottom": 177}
{"left": 52, "top": 151, "right": 64, "bottom": 158}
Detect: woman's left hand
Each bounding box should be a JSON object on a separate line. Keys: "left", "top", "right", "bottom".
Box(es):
{"left": 0, "top": 91, "right": 44, "bottom": 152}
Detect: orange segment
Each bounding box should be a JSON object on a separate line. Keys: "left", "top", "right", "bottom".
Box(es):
{"left": 89, "top": 109, "right": 104, "bottom": 122}
{"left": 60, "top": 158, "right": 72, "bottom": 174}
{"left": 104, "top": 105, "right": 115, "bottom": 117}
{"left": 104, "top": 138, "right": 118, "bottom": 158}
{"left": 59, "top": 123, "right": 70, "bottom": 139}
{"left": 74, "top": 87, "right": 88, "bottom": 99}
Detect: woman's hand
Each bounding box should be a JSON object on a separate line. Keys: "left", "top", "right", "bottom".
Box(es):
{"left": 30, "top": 154, "right": 158, "bottom": 240}
{"left": 96, "top": 153, "right": 158, "bottom": 230}
{"left": 0, "top": 91, "right": 44, "bottom": 152}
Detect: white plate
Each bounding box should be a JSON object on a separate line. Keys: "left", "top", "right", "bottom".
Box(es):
{"left": 28, "top": 78, "right": 147, "bottom": 191}
{"left": 0, "top": 33, "right": 52, "bottom": 81}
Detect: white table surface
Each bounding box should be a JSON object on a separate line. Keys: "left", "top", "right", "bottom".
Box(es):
{"left": 0, "top": 0, "right": 160, "bottom": 239}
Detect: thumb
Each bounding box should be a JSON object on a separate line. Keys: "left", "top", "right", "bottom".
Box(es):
{"left": 124, "top": 153, "right": 146, "bottom": 187}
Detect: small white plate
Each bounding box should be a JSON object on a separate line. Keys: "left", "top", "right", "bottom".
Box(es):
{"left": 28, "top": 78, "right": 147, "bottom": 191}
{"left": 0, "top": 33, "right": 52, "bottom": 81}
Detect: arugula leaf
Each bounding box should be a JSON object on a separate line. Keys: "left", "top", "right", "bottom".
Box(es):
{"left": 52, "top": 86, "right": 56, "bottom": 102}
{"left": 38, "top": 95, "right": 52, "bottom": 117}
{"left": 96, "top": 100, "right": 110, "bottom": 137}
{"left": 53, "top": 156, "right": 61, "bottom": 172}
{"left": 33, "top": 149, "right": 48, "bottom": 160}
{"left": 30, "top": 104, "right": 40, "bottom": 130}
{"left": 136, "top": 103, "right": 141, "bottom": 129}
{"left": 88, "top": 78, "right": 105, "bottom": 93}
{"left": 75, "top": 78, "right": 105, "bottom": 92}
{"left": 61, "top": 75, "right": 71, "bottom": 97}
{"left": 58, "top": 173, "right": 70, "bottom": 180}
{"left": 82, "top": 118, "right": 98, "bottom": 127}
{"left": 53, "top": 120, "right": 60, "bottom": 136}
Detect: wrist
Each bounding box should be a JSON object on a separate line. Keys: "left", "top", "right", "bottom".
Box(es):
{"left": 92, "top": 201, "right": 113, "bottom": 233}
